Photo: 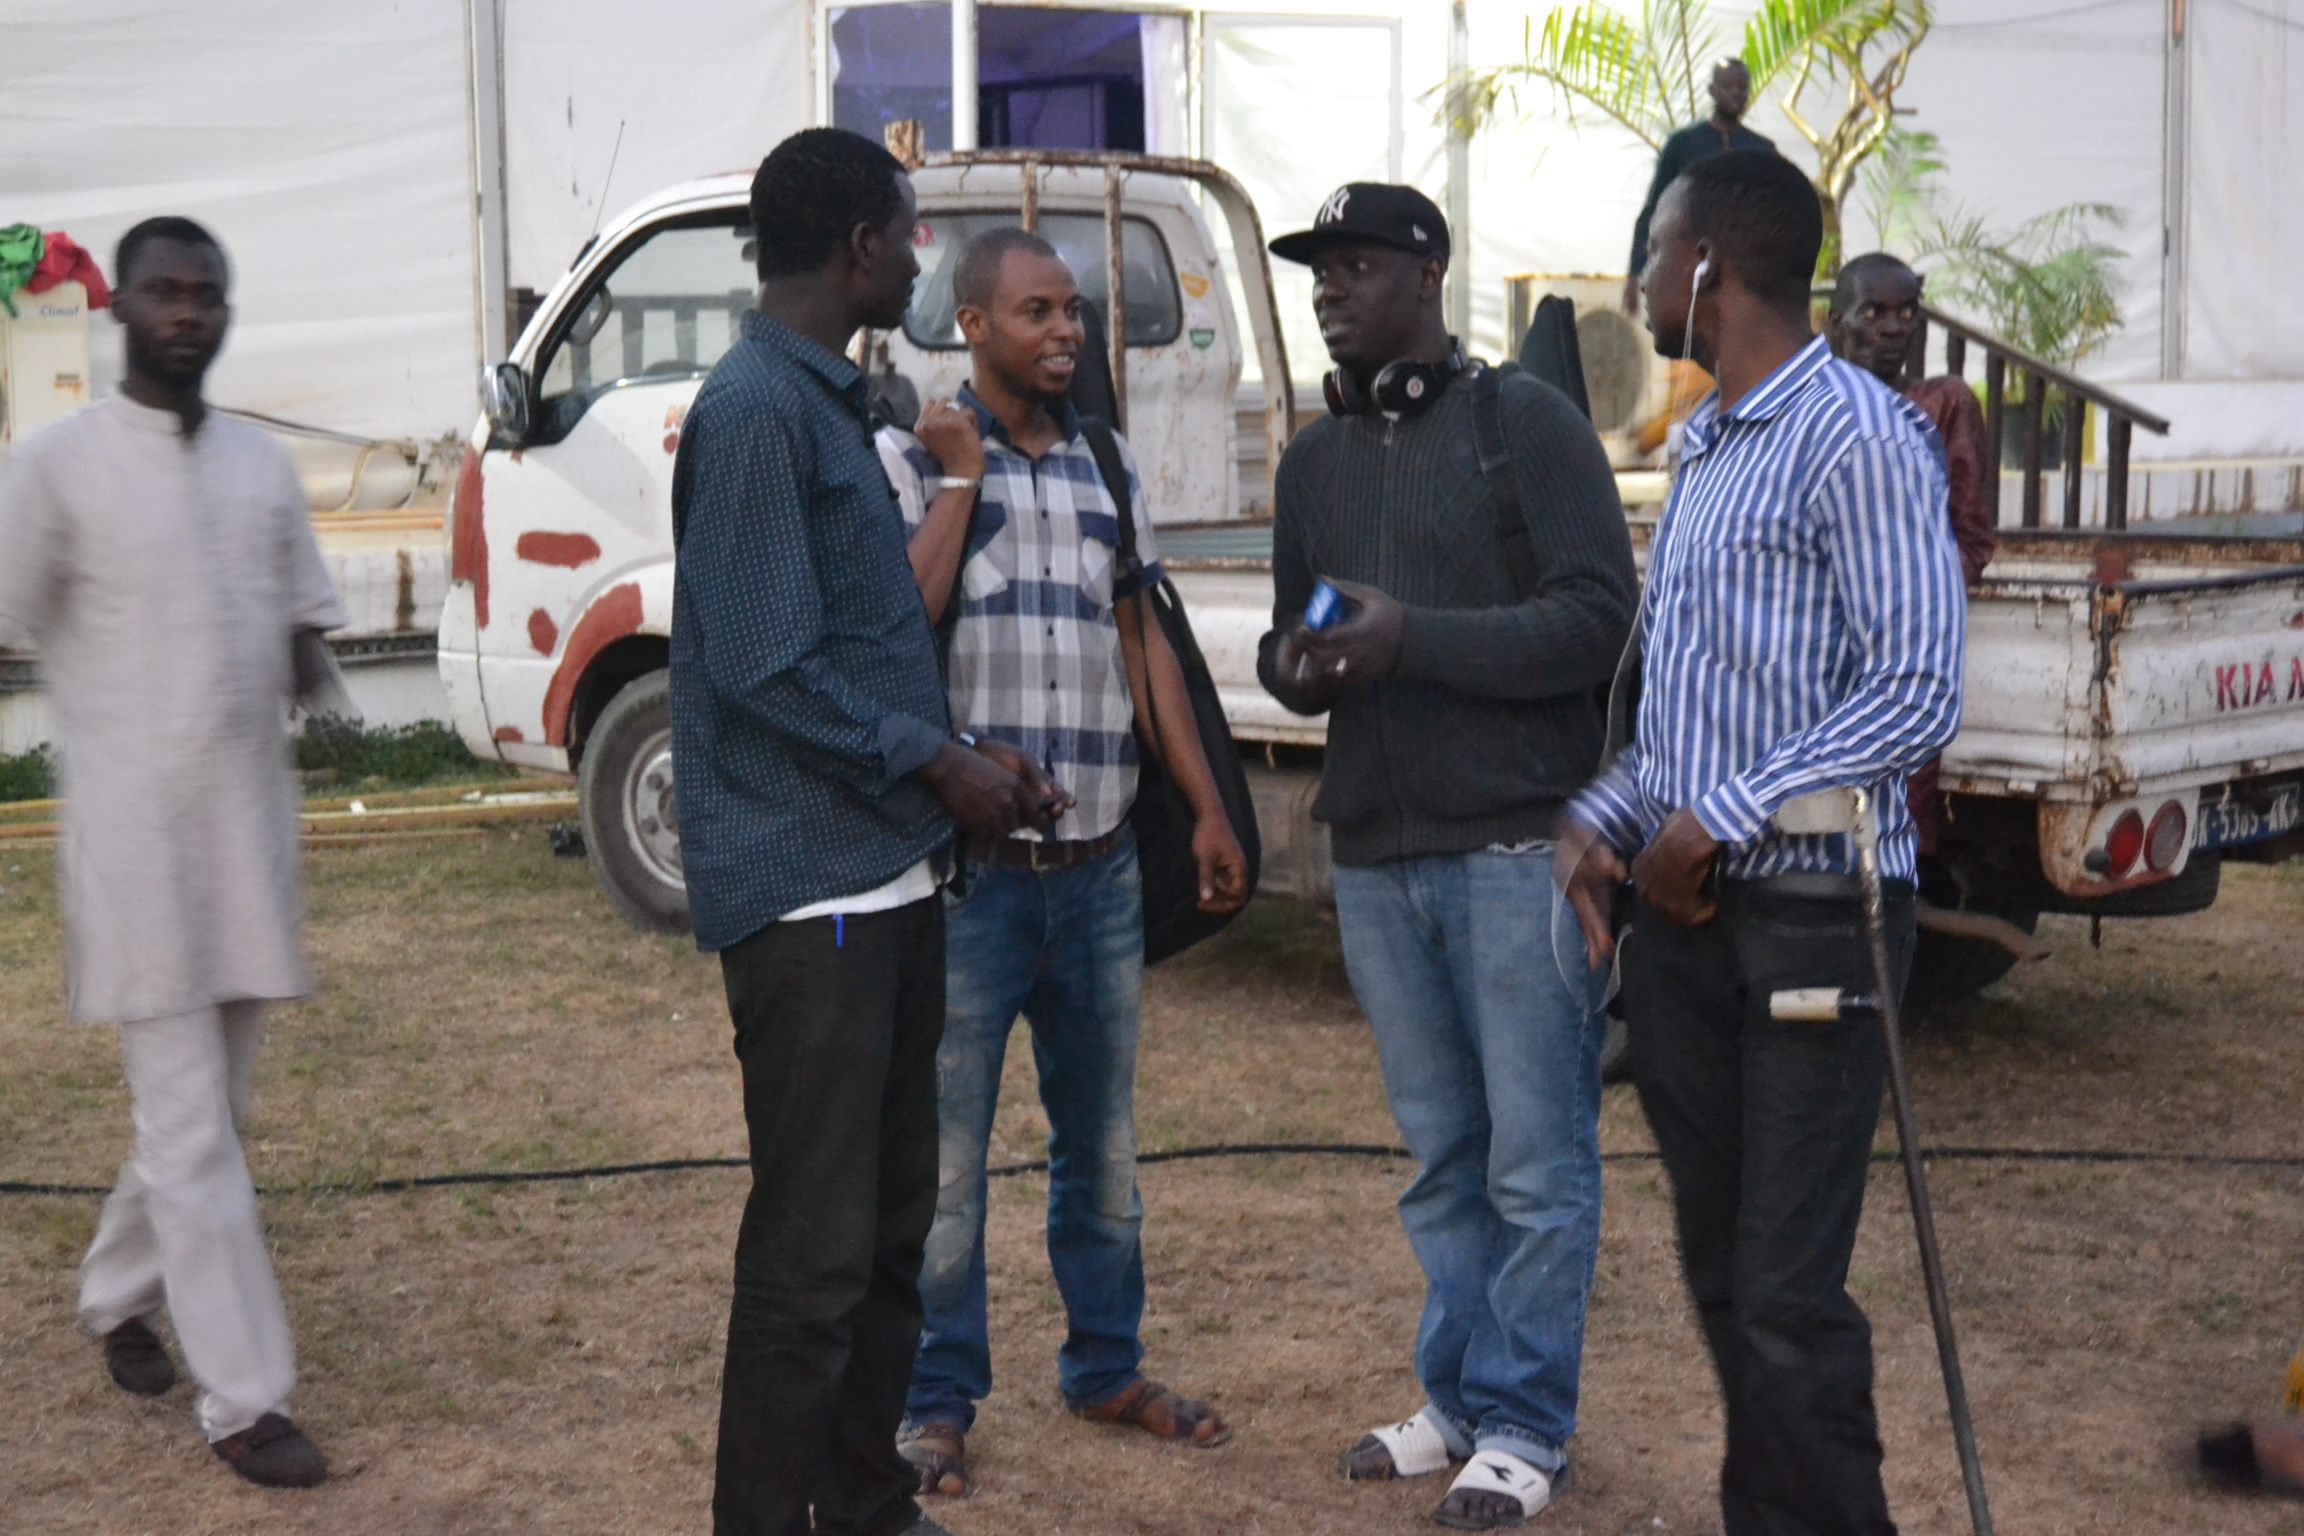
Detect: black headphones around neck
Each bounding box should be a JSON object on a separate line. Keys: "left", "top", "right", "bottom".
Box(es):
{"left": 1324, "top": 340, "right": 1468, "bottom": 419}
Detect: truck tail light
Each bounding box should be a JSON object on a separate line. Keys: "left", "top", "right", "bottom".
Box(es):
{"left": 2103, "top": 809, "right": 2145, "bottom": 876}
{"left": 2145, "top": 801, "right": 2188, "bottom": 871}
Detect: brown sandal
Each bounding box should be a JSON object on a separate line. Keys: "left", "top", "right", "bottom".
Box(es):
{"left": 1072, "top": 1377, "right": 1232, "bottom": 1447}
{"left": 898, "top": 1421, "right": 968, "bottom": 1498}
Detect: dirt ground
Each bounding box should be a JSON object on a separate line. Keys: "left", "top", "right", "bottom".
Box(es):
{"left": 3, "top": 831, "right": 2302, "bottom": 1536}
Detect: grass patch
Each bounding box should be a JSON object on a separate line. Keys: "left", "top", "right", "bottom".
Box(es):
{"left": 296, "top": 718, "right": 512, "bottom": 792}
{"left": 0, "top": 744, "right": 54, "bottom": 803}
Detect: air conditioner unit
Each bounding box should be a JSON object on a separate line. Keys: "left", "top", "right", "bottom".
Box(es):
{"left": 1504, "top": 273, "right": 1688, "bottom": 469}
{"left": 1, "top": 280, "right": 93, "bottom": 447}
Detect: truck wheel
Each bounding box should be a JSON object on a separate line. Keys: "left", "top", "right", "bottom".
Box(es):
{"left": 578, "top": 669, "right": 691, "bottom": 934}
{"left": 1903, "top": 907, "right": 2039, "bottom": 1019}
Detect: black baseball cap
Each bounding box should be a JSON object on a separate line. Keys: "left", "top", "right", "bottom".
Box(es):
{"left": 1269, "top": 183, "right": 1451, "bottom": 266}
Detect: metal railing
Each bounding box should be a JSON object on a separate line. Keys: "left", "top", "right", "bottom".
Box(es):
{"left": 1902, "top": 304, "right": 2171, "bottom": 532}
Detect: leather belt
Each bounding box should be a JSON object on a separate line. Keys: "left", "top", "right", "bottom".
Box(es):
{"left": 972, "top": 828, "right": 1125, "bottom": 871}
{"left": 1737, "top": 872, "right": 1915, "bottom": 901}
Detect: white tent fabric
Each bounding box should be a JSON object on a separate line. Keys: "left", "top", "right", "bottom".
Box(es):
{"left": 0, "top": 0, "right": 480, "bottom": 440}
{"left": 502, "top": 0, "right": 810, "bottom": 301}
{"left": 4, "top": 0, "right": 2297, "bottom": 458}
{"left": 2180, "top": 0, "right": 2303, "bottom": 381}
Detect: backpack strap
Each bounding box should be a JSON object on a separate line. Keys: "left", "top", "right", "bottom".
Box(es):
{"left": 1469, "top": 360, "right": 1542, "bottom": 602}
{"left": 1079, "top": 415, "right": 1143, "bottom": 580}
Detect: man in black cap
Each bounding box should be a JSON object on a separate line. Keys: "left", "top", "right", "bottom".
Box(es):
{"left": 1255, "top": 183, "right": 1635, "bottom": 1530}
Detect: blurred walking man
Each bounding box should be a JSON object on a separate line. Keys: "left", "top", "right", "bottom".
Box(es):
{"left": 1624, "top": 59, "right": 1774, "bottom": 319}
{"left": 877, "top": 228, "right": 1248, "bottom": 1499}
{"left": 1564, "top": 153, "right": 1966, "bottom": 1536}
{"left": 670, "top": 129, "right": 1058, "bottom": 1536}
{"left": 1257, "top": 183, "right": 1636, "bottom": 1528}
{"left": 0, "top": 218, "right": 346, "bottom": 1487}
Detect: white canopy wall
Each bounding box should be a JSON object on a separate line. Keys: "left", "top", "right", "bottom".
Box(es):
{"left": 4, "top": 0, "right": 2298, "bottom": 458}
{"left": 0, "top": 0, "right": 482, "bottom": 440}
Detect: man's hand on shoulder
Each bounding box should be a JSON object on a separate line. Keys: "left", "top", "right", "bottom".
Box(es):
{"left": 1293, "top": 577, "right": 1405, "bottom": 687}
{"left": 1631, "top": 807, "right": 1720, "bottom": 928}
{"left": 915, "top": 399, "right": 986, "bottom": 482}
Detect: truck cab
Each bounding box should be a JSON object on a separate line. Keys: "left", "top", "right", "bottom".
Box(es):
{"left": 439, "top": 152, "right": 1292, "bottom": 928}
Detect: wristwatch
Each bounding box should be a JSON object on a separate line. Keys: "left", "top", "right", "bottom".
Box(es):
{"left": 928, "top": 476, "right": 980, "bottom": 496}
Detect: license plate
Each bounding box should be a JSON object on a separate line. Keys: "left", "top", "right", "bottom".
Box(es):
{"left": 2196, "top": 783, "right": 2304, "bottom": 849}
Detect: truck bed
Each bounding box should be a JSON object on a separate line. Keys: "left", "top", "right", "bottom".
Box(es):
{"left": 1165, "top": 522, "right": 2304, "bottom": 806}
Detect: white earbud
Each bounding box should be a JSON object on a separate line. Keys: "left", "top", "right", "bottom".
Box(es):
{"left": 1681, "top": 257, "right": 1712, "bottom": 367}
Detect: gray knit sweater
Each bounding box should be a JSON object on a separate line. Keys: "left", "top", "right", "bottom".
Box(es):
{"left": 1256, "top": 367, "right": 1637, "bottom": 866}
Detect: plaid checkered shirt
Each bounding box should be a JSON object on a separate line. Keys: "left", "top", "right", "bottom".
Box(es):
{"left": 876, "top": 387, "right": 1163, "bottom": 843}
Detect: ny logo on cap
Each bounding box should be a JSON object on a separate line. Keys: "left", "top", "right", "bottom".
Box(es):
{"left": 1317, "top": 186, "right": 1352, "bottom": 225}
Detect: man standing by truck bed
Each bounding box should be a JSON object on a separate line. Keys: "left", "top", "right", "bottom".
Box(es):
{"left": 1563, "top": 152, "right": 1965, "bottom": 1536}
{"left": 1256, "top": 183, "right": 1636, "bottom": 1529}
{"left": 0, "top": 217, "right": 344, "bottom": 1489}
{"left": 669, "top": 128, "right": 1060, "bottom": 1536}
{"left": 877, "top": 227, "right": 1248, "bottom": 1498}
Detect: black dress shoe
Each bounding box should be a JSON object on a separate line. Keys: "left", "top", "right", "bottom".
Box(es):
{"left": 212, "top": 1413, "right": 328, "bottom": 1488}
{"left": 103, "top": 1318, "right": 176, "bottom": 1397}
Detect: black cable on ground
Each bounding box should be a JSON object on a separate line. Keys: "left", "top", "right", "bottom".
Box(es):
{"left": 5, "top": 1140, "right": 2302, "bottom": 1201}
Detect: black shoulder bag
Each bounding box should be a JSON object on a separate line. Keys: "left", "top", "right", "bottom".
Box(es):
{"left": 1078, "top": 417, "right": 1262, "bottom": 963}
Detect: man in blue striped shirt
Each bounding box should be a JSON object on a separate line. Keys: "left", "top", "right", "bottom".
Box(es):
{"left": 1563, "top": 153, "right": 1964, "bottom": 1536}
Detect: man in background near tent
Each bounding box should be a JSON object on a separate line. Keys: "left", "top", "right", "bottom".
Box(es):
{"left": 876, "top": 226, "right": 1247, "bottom": 1500}
{"left": 0, "top": 217, "right": 349, "bottom": 1489}
{"left": 1257, "top": 182, "right": 1636, "bottom": 1530}
{"left": 1623, "top": 58, "right": 1773, "bottom": 321}
{"left": 1828, "top": 250, "right": 1997, "bottom": 865}
{"left": 1563, "top": 152, "right": 1965, "bottom": 1536}
{"left": 671, "top": 128, "right": 1061, "bottom": 1536}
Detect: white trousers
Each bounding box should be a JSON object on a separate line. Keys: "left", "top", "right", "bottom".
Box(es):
{"left": 78, "top": 1002, "right": 297, "bottom": 1441}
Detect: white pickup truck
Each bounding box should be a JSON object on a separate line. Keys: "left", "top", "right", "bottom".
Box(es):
{"left": 443, "top": 151, "right": 2304, "bottom": 1013}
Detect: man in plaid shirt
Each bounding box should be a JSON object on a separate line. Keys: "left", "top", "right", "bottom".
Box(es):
{"left": 875, "top": 227, "right": 1248, "bottom": 1497}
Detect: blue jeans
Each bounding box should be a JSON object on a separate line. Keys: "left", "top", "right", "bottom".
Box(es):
{"left": 1331, "top": 848, "right": 1605, "bottom": 1474}
{"left": 905, "top": 833, "right": 1147, "bottom": 1432}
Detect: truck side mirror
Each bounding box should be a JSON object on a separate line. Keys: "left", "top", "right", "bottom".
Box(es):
{"left": 480, "top": 362, "right": 531, "bottom": 444}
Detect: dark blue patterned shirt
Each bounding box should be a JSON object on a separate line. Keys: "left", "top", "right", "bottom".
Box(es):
{"left": 670, "top": 311, "right": 953, "bottom": 951}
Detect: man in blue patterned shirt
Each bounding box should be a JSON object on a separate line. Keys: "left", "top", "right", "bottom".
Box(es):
{"left": 874, "top": 228, "right": 1247, "bottom": 1497}
{"left": 670, "top": 130, "right": 1060, "bottom": 1536}
{"left": 1563, "top": 153, "right": 1965, "bottom": 1536}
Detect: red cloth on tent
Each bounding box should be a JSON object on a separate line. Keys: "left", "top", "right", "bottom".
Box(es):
{"left": 26, "top": 231, "right": 110, "bottom": 308}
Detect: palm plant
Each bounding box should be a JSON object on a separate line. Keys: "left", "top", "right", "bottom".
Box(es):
{"left": 1860, "top": 128, "right": 2126, "bottom": 368}
{"left": 1457, "top": 0, "right": 1932, "bottom": 273}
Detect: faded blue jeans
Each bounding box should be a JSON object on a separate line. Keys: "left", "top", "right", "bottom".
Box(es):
{"left": 1331, "top": 847, "right": 1605, "bottom": 1474}
{"left": 905, "top": 832, "right": 1147, "bottom": 1432}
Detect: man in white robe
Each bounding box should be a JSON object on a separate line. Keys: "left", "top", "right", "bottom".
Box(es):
{"left": 0, "top": 218, "right": 343, "bottom": 1488}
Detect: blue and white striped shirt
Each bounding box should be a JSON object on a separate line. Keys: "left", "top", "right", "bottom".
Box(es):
{"left": 1570, "top": 337, "right": 1965, "bottom": 883}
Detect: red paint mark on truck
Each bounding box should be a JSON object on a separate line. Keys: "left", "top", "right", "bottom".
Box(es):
{"left": 528, "top": 609, "right": 559, "bottom": 656}
{"left": 2216, "top": 658, "right": 2291, "bottom": 712}
{"left": 449, "top": 450, "right": 489, "bottom": 629}
{"left": 494, "top": 725, "right": 525, "bottom": 744}
{"left": 542, "top": 583, "right": 644, "bottom": 746}
{"left": 514, "top": 531, "right": 602, "bottom": 569}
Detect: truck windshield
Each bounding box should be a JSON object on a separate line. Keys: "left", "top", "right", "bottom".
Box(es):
{"left": 533, "top": 213, "right": 756, "bottom": 440}
{"left": 903, "top": 211, "right": 1180, "bottom": 350}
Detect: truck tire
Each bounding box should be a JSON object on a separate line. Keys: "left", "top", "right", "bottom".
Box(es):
{"left": 578, "top": 669, "right": 691, "bottom": 934}
{"left": 1903, "top": 906, "right": 2039, "bottom": 1019}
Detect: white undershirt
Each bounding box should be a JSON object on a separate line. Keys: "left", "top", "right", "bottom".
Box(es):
{"left": 776, "top": 859, "right": 940, "bottom": 922}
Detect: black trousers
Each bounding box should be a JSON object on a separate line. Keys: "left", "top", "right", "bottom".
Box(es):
{"left": 1620, "top": 880, "right": 1915, "bottom": 1536}
{"left": 713, "top": 897, "right": 945, "bottom": 1536}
